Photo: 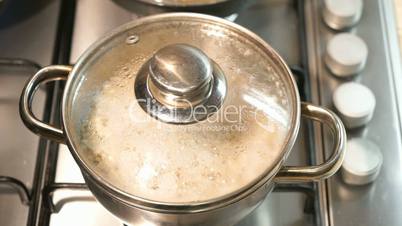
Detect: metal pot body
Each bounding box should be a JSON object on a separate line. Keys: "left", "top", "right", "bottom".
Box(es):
{"left": 85, "top": 171, "right": 272, "bottom": 226}
{"left": 20, "top": 13, "right": 346, "bottom": 226}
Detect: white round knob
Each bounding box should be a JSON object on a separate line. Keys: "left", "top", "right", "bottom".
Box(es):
{"left": 323, "top": 0, "right": 363, "bottom": 30}
{"left": 342, "top": 138, "right": 382, "bottom": 185}
{"left": 333, "top": 82, "right": 375, "bottom": 129}
{"left": 325, "top": 33, "right": 368, "bottom": 77}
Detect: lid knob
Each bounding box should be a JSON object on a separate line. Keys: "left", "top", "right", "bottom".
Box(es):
{"left": 148, "top": 44, "right": 213, "bottom": 108}
{"left": 135, "top": 44, "right": 227, "bottom": 124}
{"left": 150, "top": 44, "right": 212, "bottom": 96}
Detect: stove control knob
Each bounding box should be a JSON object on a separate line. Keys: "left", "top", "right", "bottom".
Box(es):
{"left": 325, "top": 33, "right": 368, "bottom": 78}
{"left": 342, "top": 138, "right": 382, "bottom": 185}
{"left": 323, "top": 0, "right": 363, "bottom": 30}
{"left": 333, "top": 82, "right": 375, "bottom": 129}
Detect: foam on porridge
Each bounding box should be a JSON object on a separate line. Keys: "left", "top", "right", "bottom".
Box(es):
{"left": 79, "top": 70, "right": 289, "bottom": 203}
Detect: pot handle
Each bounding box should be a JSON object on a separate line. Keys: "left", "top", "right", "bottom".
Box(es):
{"left": 20, "top": 65, "right": 72, "bottom": 144}
{"left": 275, "top": 102, "right": 346, "bottom": 182}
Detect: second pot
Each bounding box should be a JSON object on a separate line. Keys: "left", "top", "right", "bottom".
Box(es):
{"left": 112, "top": 0, "right": 253, "bottom": 17}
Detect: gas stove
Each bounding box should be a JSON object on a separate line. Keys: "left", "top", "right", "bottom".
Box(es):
{"left": 0, "top": 0, "right": 401, "bottom": 226}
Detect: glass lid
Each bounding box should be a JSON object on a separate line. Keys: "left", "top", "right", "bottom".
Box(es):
{"left": 66, "top": 14, "right": 298, "bottom": 203}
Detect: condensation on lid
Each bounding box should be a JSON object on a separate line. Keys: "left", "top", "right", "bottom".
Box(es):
{"left": 68, "top": 15, "right": 298, "bottom": 203}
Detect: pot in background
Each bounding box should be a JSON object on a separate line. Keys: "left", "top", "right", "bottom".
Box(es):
{"left": 112, "top": 0, "right": 253, "bottom": 17}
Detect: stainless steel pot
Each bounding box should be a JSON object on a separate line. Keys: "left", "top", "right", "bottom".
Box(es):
{"left": 20, "top": 13, "right": 346, "bottom": 226}
{"left": 112, "top": 0, "right": 251, "bottom": 17}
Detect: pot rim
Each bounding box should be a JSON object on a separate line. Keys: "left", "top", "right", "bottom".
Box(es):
{"left": 61, "top": 12, "right": 301, "bottom": 213}
{"left": 135, "top": 0, "right": 229, "bottom": 8}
